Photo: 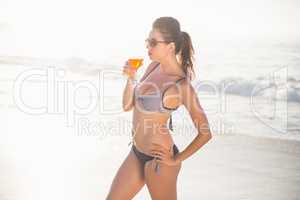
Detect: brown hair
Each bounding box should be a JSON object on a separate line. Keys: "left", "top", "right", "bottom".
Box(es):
{"left": 153, "top": 16, "right": 195, "bottom": 80}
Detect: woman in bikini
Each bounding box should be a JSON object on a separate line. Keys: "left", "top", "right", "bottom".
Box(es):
{"left": 106, "top": 16, "right": 212, "bottom": 200}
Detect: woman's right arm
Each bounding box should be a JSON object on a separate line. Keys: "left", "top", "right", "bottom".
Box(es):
{"left": 122, "top": 77, "right": 136, "bottom": 112}
{"left": 122, "top": 62, "right": 137, "bottom": 112}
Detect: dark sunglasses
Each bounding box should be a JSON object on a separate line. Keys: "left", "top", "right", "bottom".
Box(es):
{"left": 145, "top": 38, "right": 173, "bottom": 48}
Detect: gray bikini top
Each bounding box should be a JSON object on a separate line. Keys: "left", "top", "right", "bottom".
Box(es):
{"left": 133, "top": 62, "right": 186, "bottom": 130}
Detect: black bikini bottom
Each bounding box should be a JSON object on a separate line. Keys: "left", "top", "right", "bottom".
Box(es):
{"left": 132, "top": 144, "right": 179, "bottom": 165}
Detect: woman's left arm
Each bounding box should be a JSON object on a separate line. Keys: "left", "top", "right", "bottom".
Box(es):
{"left": 174, "top": 80, "right": 213, "bottom": 163}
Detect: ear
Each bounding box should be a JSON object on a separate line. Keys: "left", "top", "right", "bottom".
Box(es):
{"left": 168, "top": 42, "right": 176, "bottom": 53}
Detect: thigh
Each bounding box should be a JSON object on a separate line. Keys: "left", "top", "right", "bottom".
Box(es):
{"left": 106, "top": 149, "right": 145, "bottom": 200}
{"left": 144, "top": 160, "right": 181, "bottom": 200}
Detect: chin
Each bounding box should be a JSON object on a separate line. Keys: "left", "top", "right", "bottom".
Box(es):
{"left": 149, "top": 56, "right": 159, "bottom": 62}
{"left": 149, "top": 55, "right": 155, "bottom": 61}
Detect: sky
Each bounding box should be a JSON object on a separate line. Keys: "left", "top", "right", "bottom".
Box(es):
{"left": 0, "top": 0, "right": 300, "bottom": 62}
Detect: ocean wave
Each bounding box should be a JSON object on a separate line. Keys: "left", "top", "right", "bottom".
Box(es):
{"left": 196, "top": 76, "right": 300, "bottom": 103}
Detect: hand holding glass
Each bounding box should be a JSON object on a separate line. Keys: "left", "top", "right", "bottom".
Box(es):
{"left": 123, "top": 58, "right": 143, "bottom": 79}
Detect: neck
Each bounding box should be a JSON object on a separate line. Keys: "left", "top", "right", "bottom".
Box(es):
{"left": 159, "top": 55, "right": 183, "bottom": 76}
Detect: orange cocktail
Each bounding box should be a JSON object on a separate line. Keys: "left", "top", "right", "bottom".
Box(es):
{"left": 128, "top": 58, "right": 144, "bottom": 70}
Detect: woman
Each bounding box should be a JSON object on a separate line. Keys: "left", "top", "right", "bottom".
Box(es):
{"left": 106, "top": 17, "right": 212, "bottom": 200}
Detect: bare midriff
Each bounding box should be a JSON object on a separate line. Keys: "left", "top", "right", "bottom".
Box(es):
{"left": 132, "top": 108, "right": 175, "bottom": 155}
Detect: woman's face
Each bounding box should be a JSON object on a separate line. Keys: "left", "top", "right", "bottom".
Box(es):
{"left": 146, "top": 29, "right": 175, "bottom": 62}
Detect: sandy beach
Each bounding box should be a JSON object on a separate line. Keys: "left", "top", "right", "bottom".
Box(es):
{"left": 1, "top": 105, "right": 300, "bottom": 200}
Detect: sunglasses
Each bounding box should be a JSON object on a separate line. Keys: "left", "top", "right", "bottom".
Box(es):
{"left": 145, "top": 38, "right": 173, "bottom": 48}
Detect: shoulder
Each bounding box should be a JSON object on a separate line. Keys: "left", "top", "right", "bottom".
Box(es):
{"left": 164, "top": 77, "right": 194, "bottom": 100}
{"left": 178, "top": 78, "right": 197, "bottom": 100}
{"left": 178, "top": 77, "right": 193, "bottom": 91}
{"left": 178, "top": 79, "right": 203, "bottom": 112}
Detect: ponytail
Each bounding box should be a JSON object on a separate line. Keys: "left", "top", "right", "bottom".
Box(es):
{"left": 180, "top": 31, "right": 195, "bottom": 80}
{"left": 152, "top": 17, "right": 196, "bottom": 80}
